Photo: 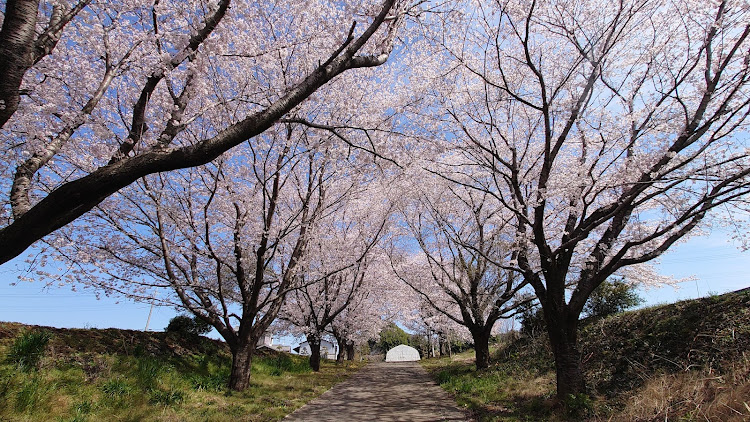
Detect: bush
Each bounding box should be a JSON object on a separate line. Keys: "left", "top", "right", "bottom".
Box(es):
{"left": 6, "top": 330, "right": 52, "bottom": 371}
{"left": 520, "top": 278, "right": 644, "bottom": 336}
{"left": 377, "top": 323, "right": 409, "bottom": 354}
{"left": 165, "top": 315, "right": 212, "bottom": 336}
{"left": 519, "top": 302, "right": 546, "bottom": 337}
{"left": 583, "top": 277, "right": 643, "bottom": 319}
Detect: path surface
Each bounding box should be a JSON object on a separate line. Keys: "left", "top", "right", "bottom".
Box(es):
{"left": 284, "top": 361, "right": 470, "bottom": 421}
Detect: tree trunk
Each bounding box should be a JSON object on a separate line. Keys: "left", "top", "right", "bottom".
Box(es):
{"left": 346, "top": 340, "right": 355, "bottom": 361}
{"left": 0, "top": 0, "right": 38, "bottom": 129}
{"left": 546, "top": 315, "right": 586, "bottom": 398}
{"left": 472, "top": 329, "right": 491, "bottom": 370}
{"left": 335, "top": 335, "right": 346, "bottom": 363}
{"left": 307, "top": 335, "right": 322, "bottom": 372}
{"left": 228, "top": 341, "right": 255, "bottom": 391}
{"left": 438, "top": 334, "right": 445, "bottom": 357}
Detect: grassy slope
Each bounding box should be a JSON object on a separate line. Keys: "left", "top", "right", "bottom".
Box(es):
{"left": 422, "top": 288, "right": 750, "bottom": 422}
{"left": 0, "top": 322, "right": 363, "bottom": 421}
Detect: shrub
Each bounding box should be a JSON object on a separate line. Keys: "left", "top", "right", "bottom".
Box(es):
{"left": 583, "top": 277, "right": 643, "bottom": 319}
{"left": 6, "top": 330, "right": 52, "bottom": 371}
{"left": 520, "top": 278, "right": 644, "bottom": 336}
{"left": 563, "top": 393, "right": 594, "bottom": 418}
{"left": 519, "top": 302, "right": 546, "bottom": 337}
{"left": 377, "top": 323, "right": 409, "bottom": 354}
{"left": 165, "top": 315, "right": 212, "bottom": 336}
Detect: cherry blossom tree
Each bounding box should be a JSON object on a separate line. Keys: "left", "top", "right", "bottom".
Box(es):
{"left": 0, "top": 0, "right": 410, "bottom": 264}
{"left": 329, "top": 290, "right": 388, "bottom": 362}
{"left": 392, "top": 168, "right": 527, "bottom": 368}
{"left": 41, "top": 124, "right": 363, "bottom": 391}
{"left": 426, "top": 0, "right": 750, "bottom": 397}
{"left": 281, "top": 181, "right": 392, "bottom": 370}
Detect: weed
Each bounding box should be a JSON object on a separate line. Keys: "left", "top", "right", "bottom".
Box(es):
{"left": 67, "top": 400, "right": 94, "bottom": 421}
{"left": 101, "top": 378, "right": 131, "bottom": 398}
{"left": 14, "top": 376, "right": 44, "bottom": 412}
{"left": 6, "top": 330, "right": 52, "bottom": 371}
{"left": 563, "top": 393, "right": 594, "bottom": 418}
{"left": 134, "top": 357, "right": 167, "bottom": 390}
{"left": 149, "top": 388, "right": 186, "bottom": 406}
{"left": 190, "top": 372, "right": 227, "bottom": 391}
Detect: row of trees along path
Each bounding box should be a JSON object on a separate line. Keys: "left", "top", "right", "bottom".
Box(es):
{"left": 1, "top": 0, "right": 749, "bottom": 400}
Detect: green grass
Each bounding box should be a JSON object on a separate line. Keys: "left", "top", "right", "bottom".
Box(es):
{"left": 0, "top": 325, "right": 363, "bottom": 422}
{"left": 422, "top": 350, "right": 557, "bottom": 422}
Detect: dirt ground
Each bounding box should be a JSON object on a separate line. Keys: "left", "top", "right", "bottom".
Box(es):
{"left": 284, "top": 361, "right": 471, "bottom": 421}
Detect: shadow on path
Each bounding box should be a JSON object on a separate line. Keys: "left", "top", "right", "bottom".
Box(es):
{"left": 284, "top": 361, "right": 470, "bottom": 421}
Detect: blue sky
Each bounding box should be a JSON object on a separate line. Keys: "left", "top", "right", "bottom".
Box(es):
{"left": 0, "top": 228, "right": 747, "bottom": 337}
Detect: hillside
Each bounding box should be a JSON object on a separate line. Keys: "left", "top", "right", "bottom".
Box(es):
{"left": 424, "top": 288, "right": 750, "bottom": 421}
{"left": 578, "top": 287, "right": 750, "bottom": 396}
{"left": 0, "top": 321, "right": 229, "bottom": 359}
{"left": 0, "top": 321, "right": 361, "bottom": 421}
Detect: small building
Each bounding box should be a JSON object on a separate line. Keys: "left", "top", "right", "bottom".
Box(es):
{"left": 256, "top": 333, "right": 291, "bottom": 353}
{"left": 385, "top": 344, "right": 421, "bottom": 362}
{"left": 257, "top": 333, "right": 274, "bottom": 348}
{"left": 295, "top": 340, "right": 337, "bottom": 360}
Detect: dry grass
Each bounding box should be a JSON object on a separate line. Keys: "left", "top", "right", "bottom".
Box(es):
{"left": 613, "top": 353, "right": 750, "bottom": 422}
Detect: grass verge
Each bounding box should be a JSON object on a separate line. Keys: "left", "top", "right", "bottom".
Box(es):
{"left": 422, "top": 288, "right": 750, "bottom": 421}
{"left": 0, "top": 325, "right": 363, "bottom": 422}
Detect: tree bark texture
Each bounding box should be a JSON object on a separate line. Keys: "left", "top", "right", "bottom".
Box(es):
{"left": 228, "top": 341, "right": 255, "bottom": 391}
{"left": 335, "top": 335, "right": 346, "bottom": 363}
{"left": 472, "top": 329, "right": 492, "bottom": 370}
{"left": 308, "top": 335, "right": 322, "bottom": 372}
{"left": 0, "top": 0, "right": 38, "bottom": 128}
{"left": 346, "top": 341, "right": 355, "bottom": 361}
{"left": 545, "top": 311, "right": 586, "bottom": 398}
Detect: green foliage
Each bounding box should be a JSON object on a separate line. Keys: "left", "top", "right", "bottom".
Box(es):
{"left": 519, "top": 278, "right": 644, "bottom": 337}
{"left": 165, "top": 314, "right": 212, "bottom": 336}
{"left": 71, "top": 400, "right": 93, "bottom": 421}
{"left": 189, "top": 372, "right": 227, "bottom": 391}
{"left": 377, "top": 323, "right": 409, "bottom": 354}
{"left": 563, "top": 393, "right": 594, "bottom": 418}
{"left": 6, "top": 330, "right": 52, "bottom": 371}
{"left": 14, "top": 376, "right": 45, "bottom": 412}
{"left": 583, "top": 277, "right": 643, "bottom": 319}
{"left": 408, "top": 333, "right": 428, "bottom": 357}
{"left": 518, "top": 301, "right": 546, "bottom": 337}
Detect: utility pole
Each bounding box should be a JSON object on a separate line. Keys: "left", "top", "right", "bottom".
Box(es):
{"left": 144, "top": 302, "right": 154, "bottom": 331}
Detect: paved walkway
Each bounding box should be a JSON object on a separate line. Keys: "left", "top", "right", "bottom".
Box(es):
{"left": 284, "top": 361, "right": 470, "bottom": 421}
